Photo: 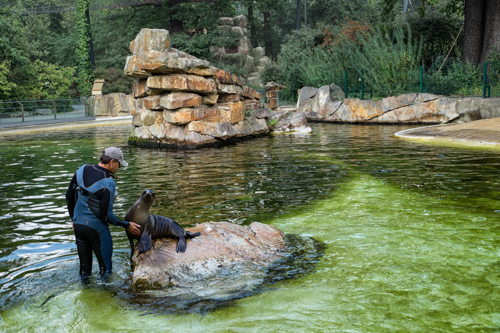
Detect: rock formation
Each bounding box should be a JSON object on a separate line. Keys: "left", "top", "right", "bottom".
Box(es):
{"left": 125, "top": 28, "right": 267, "bottom": 148}
{"left": 298, "top": 84, "right": 470, "bottom": 124}
{"left": 125, "top": 28, "right": 309, "bottom": 148}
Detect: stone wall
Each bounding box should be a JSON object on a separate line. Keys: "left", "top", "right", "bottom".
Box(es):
{"left": 124, "top": 28, "right": 308, "bottom": 148}
{"left": 297, "top": 84, "right": 500, "bottom": 124}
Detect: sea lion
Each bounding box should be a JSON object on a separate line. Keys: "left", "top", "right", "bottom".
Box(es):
{"left": 124, "top": 189, "right": 201, "bottom": 256}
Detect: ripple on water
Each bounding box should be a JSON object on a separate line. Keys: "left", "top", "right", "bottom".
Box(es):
{"left": 0, "top": 124, "right": 500, "bottom": 331}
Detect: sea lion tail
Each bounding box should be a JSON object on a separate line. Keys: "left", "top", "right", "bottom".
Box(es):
{"left": 185, "top": 231, "right": 201, "bottom": 239}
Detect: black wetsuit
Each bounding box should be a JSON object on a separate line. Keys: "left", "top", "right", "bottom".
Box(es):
{"left": 66, "top": 164, "right": 130, "bottom": 277}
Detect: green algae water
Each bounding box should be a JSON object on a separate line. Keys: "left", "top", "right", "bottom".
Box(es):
{"left": 1, "top": 123, "right": 500, "bottom": 332}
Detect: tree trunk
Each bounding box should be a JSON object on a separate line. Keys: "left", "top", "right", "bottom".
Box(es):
{"left": 463, "top": 0, "right": 486, "bottom": 63}
{"left": 169, "top": 0, "right": 184, "bottom": 33}
{"left": 248, "top": 3, "right": 256, "bottom": 39}
{"left": 480, "top": 0, "right": 500, "bottom": 62}
{"left": 264, "top": 11, "right": 272, "bottom": 57}
{"left": 295, "top": 0, "right": 301, "bottom": 30}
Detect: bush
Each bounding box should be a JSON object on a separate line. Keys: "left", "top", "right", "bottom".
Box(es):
{"left": 275, "top": 28, "right": 321, "bottom": 92}
{"left": 295, "top": 23, "right": 422, "bottom": 97}
{"left": 423, "top": 61, "right": 483, "bottom": 96}
{"left": 351, "top": 24, "right": 423, "bottom": 96}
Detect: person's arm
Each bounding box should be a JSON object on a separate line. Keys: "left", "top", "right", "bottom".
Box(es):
{"left": 100, "top": 187, "right": 130, "bottom": 228}
{"left": 100, "top": 185, "right": 141, "bottom": 236}
{"left": 65, "top": 173, "right": 78, "bottom": 221}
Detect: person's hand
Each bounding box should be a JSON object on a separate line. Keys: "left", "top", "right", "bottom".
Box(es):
{"left": 127, "top": 222, "right": 141, "bottom": 237}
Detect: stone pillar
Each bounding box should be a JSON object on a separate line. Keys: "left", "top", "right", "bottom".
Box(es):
{"left": 265, "top": 82, "right": 286, "bottom": 110}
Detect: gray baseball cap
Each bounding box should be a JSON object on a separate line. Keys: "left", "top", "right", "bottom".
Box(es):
{"left": 104, "top": 147, "right": 128, "bottom": 167}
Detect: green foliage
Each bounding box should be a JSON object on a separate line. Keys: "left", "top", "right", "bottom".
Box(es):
{"left": 423, "top": 61, "right": 483, "bottom": 96}
{"left": 294, "top": 24, "right": 423, "bottom": 97}
{"left": 75, "top": 0, "right": 94, "bottom": 96}
{"left": 305, "top": 0, "right": 380, "bottom": 27}
{"left": 172, "top": 1, "right": 237, "bottom": 32}
{"left": 170, "top": 29, "right": 241, "bottom": 60}
{"left": 91, "top": 4, "right": 170, "bottom": 69}
{"left": 488, "top": 47, "right": 500, "bottom": 80}
{"left": 407, "top": 9, "right": 463, "bottom": 65}
{"left": 93, "top": 67, "right": 134, "bottom": 95}
{"left": 260, "top": 62, "right": 285, "bottom": 86}
{"left": 275, "top": 28, "right": 319, "bottom": 92}
{"left": 297, "top": 44, "right": 345, "bottom": 89}
{"left": 0, "top": 8, "right": 32, "bottom": 68}
{"left": 381, "top": 0, "right": 464, "bottom": 21}
{"left": 280, "top": 88, "right": 298, "bottom": 104}
{"left": 267, "top": 118, "right": 279, "bottom": 127}
{"left": 0, "top": 61, "right": 17, "bottom": 99}
{"left": 349, "top": 24, "right": 423, "bottom": 96}
{"left": 24, "top": 60, "right": 76, "bottom": 99}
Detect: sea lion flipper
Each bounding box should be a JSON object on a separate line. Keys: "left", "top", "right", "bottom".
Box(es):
{"left": 137, "top": 227, "right": 153, "bottom": 254}
{"left": 176, "top": 237, "right": 187, "bottom": 253}
{"left": 185, "top": 231, "right": 201, "bottom": 239}
{"left": 127, "top": 234, "right": 135, "bottom": 258}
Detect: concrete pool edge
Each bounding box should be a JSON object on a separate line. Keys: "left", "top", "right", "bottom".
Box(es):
{"left": 0, "top": 116, "right": 132, "bottom": 136}
{"left": 394, "top": 119, "right": 500, "bottom": 149}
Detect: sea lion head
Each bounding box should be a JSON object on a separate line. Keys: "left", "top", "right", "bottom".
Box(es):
{"left": 125, "top": 189, "right": 156, "bottom": 225}
{"left": 140, "top": 189, "right": 156, "bottom": 205}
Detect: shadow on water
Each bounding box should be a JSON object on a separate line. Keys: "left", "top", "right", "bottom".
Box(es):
{"left": 115, "top": 234, "right": 325, "bottom": 315}
{"left": 2, "top": 123, "right": 500, "bottom": 331}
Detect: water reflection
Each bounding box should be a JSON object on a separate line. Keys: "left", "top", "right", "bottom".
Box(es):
{"left": 1, "top": 123, "right": 500, "bottom": 331}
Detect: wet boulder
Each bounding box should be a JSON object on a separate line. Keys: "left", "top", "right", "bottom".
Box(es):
{"left": 131, "top": 222, "right": 288, "bottom": 290}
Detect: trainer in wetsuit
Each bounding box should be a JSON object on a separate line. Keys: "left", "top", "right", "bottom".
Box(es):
{"left": 65, "top": 147, "right": 140, "bottom": 278}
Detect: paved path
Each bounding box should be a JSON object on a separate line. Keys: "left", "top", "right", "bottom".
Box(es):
{"left": 394, "top": 118, "right": 500, "bottom": 148}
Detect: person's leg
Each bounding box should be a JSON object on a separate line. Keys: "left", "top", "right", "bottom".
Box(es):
{"left": 74, "top": 224, "right": 94, "bottom": 277}
{"left": 91, "top": 224, "right": 113, "bottom": 277}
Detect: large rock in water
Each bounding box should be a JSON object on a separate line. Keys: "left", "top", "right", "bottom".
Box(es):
{"left": 131, "top": 222, "right": 287, "bottom": 290}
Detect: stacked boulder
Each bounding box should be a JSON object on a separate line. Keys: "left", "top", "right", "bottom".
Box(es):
{"left": 210, "top": 15, "right": 271, "bottom": 88}
{"left": 89, "top": 93, "right": 135, "bottom": 117}
{"left": 125, "top": 28, "right": 269, "bottom": 148}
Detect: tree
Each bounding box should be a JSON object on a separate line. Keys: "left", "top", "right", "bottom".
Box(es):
{"left": 382, "top": 0, "right": 500, "bottom": 64}
{"left": 463, "top": 0, "right": 500, "bottom": 63}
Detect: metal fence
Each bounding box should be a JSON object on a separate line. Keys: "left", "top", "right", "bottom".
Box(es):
{"left": 0, "top": 99, "right": 93, "bottom": 128}
{"left": 342, "top": 62, "right": 499, "bottom": 100}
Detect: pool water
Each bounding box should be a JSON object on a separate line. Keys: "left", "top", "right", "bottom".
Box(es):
{"left": 0, "top": 123, "right": 499, "bottom": 332}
